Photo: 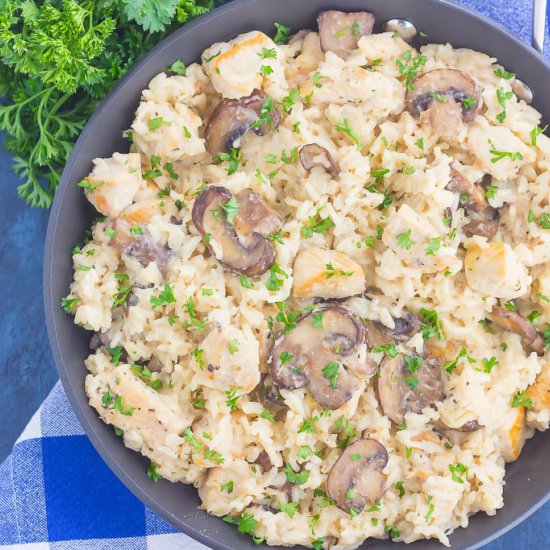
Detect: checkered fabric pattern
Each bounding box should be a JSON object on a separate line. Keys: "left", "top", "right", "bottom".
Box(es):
{"left": 0, "top": 382, "right": 206, "bottom": 549}
{"left": 1, "top": 1, "right": 548, "bottom": 548}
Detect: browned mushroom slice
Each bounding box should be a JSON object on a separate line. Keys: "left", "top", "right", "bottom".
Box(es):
{"left": 446, "top": 169, "right": 500, "bottom": 240}
{"left": 233, "top": 188, "right": 284, "bottom": 243}
{"left": 326, "top": 438, "right": 388, "bottom": 513}
{"left": 110, "top": 218, "right": 172, "bottom": 276}
{"left": 269, "top": 306, "right": 370, "bottom": 409}
{"left": 406, "top": 69, "right": 482, "bottom": 138}
{"left": 446, "top": 169, "right": 487, "bottom": 213}
{"left": 147, "top": 355, "right": 163, "bottom": 373}
{"left": 318, "top": 10, "right": 375, "bottom": 58}
{"left": 204, "top": 90, "right": 282, "bottom": 156}
{"left": 376, "top": 353, "right": 444, "bottom": 425}
{"left": 432, "top": 418, "right": 482, "bottom": 434}
{"left": 488, "top": 305, "right": 544, "bottom": 355}
{"left": 299, "top": 143, "right": 340, "bottom": 176}
{"left": 367, "top": 309, "right": 421, "bottom": 347}
{"left": 192, "top": 186, "right": 280, "bottom": 276}
{"left": 462, "top": 208, "right": 500, "bottom": 241}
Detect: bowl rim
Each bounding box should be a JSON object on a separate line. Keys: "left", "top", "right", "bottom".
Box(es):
{"left": 44, "top": 0, "right": 550, "bottom": 548}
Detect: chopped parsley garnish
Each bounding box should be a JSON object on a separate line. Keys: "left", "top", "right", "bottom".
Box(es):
{"left": 225, "top": 387, "right": 242, "bottom": 411}
{"left": 223, "top": 512, "right": 264, "bottom": 544}
{"left": 396, "top": 229, "right": 414, "bottom": 250}
{"left": 301, "top": 209, "right": 335, "bottom": 238}
{"left": 204, "top": 449, "right": 225, "bottom": 463}
{"left": 395, "top": 481, "right": 405, "bottom": 497}
{"left": 60, "top": 297, "right": 79, "bottom": 313}
{"left": 371, "top": 168, "right": 390, "bottom": 184}
{"left": 108, "top": 345, "right": 123, "bottom": 366}
{"left": 298, "top": 445, "right": 312, "bottom": 460}
{"left": 312, "top": 311, "right": 324, "bottom": 328}
{"left": 372, "top": 341, "right": 399, "bottom": 358}
{"left": 146, "top": 461, "right": 160, "bottom": 482}
{"left": 367, "top": 184, "right": 393, "bottom": 210}
{"left": 150, "top": 284, "right": 176, "bottom": 309}
{"left": 259, "top": 409, "right": 276, "bottom": 423}
{"left": 281, "top": 146, "right": 299, "bottom": 164}
{"left": 267, "top": 229, "right": 284, "bottom": 244}
{"left": 489, "top": 147, "right": 524, "bottom": 164}
{"left": 425, "top": 495, "right": 435, "bottom": 523}
{"left": 265, "top": 263, "right": 288, "bottom": 292}
{"left": 112, "top": 278, "right": 133, "bottom": 308}
{"left": 404, "top": 354, "right": 422, "bottom": 373}
{"left": 485, "top": 184, "right": 497, "bottom": 199}
{"left": 415, "top": 137, "right": 424, "bottom": 150}
{"left": 443, "top": 347, "right": 475, "bottom": 373}
{"left": 279, "top": 500, "right": 299, "bottom": 518}
{"left": 420, "top": 308, "right": 445, "bottom": 340}
{"left": 512, "top": 390, "right": 532, "bottom": 408}
{"left": 396, "top": 49, "right": 427, "bottom": 90}
{"left": 481, "top": 356, "right": 499, "bottom": 373}
{"left": 190, "top": 389, "right": 205, "bottom": 409}
{"left": 273, "top": 22, "right": 292, "bottom": 44}
{"left": 494, "top": 68, "right": 515, "bottom": 80}
{"left": 268, "top": 301, "right": 300, "bottom": 334}
{"left": 260, "top": 47, "right": 277, "bottom": 59}
{"left": 298, "top": 416, "right": 318, "bottom": 434}
{"left": 212, "top": 147, "right": 241, "bottom": 175}
{"left": 282, "top": 88, "right": 300, "bottom": 113}
{"left": 427, "top": 91, "right": 448, "bottom": 102}
{"left": 130, "top": 225, "right": 143, "bottom": 236}
{"left": 182, "top": 296, "right": 208, "bottom": 331}
{"left": 312, "top": 71, "right": 323, "bottom": 88}
{"left": 530, "top": 124, "right": 547, "bottom": 146}
{"left": 448, "top": 463, "right": 468, "bottom": 483}
{"left": 240, "top": 274, "right": 254, "bottom": 289}
{"left": 284, "top": 464, "right": 310, "bottom": 485}
{"left": 228, "top": 339, "right": 239, "bottom": 354}
{"left": 77, "top": 179, "right": 105, "bottom": 193}
{"left": 325, "top": 263, "right": 353, "bottom": 279}
{"left": 148, "top": 116, "right": 164, "bottom": 129}
{"left": 221, "top": 480, "right": 234, "bottom": 493}
{"left": 527, "top": 310, "right": 541, "bottom": 324}
{"left": 336, "top": 117, "right": 362, "bottom": 150}
{"left": 425, "top": 236, "right": 442, "bottom": 256}
{"left": 220, "top": 196, "right": 240, "bottom": 224}
{"left": 496, "top": 87, "right": 513, "bottom": 123}
{"left": 168, "top": 60, "right": 186, "bottom": 75}
{"left": 279, "top": 351, "right": 294, "bottom": 365}
{"left": 322, "top": 361, "right": 340, "bottom": 389}
{"left": 109, "top": 394, "right": 135, "bottom": 416}
{"left": 462, "top": 97, "right": 476, "bottom": 108}
{"left": 259, "top": 64, "right": 273, "bottom": 77}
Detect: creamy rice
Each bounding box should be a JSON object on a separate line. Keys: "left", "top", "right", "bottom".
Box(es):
{"left": 63, "top": 11, "right": 550, "bottom": 548}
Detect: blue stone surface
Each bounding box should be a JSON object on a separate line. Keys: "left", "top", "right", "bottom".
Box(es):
{"left": 0, "top": 0, "right": 548, "bottom": 547}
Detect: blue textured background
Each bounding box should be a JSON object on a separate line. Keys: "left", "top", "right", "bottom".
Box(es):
{"left": 0, "top": 0, "right": 548, "bottom": 548}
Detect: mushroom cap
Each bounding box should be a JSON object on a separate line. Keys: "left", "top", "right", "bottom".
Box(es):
{"left": 204, "top": 90, "right": 282, "bottom": 156}
{"left": 367, "top": 309, "right": 421, "bottom": 347}
{"left": 299, "top": 143, "right": 340, "bottom": 176}
{"left": 110, "top": 218, "right": 172, "bottom": 277}
{"left": 446, "top": 169, "right": 500, "bottom": 240}
{"left": 268, "top": 305, "right": 368, "bottom": 409}
{"left": 326, "top": 438, "right": 388, "bottom": 513}
{"left": 191, "top": 185, "right": 279, "bottom": 276}
{"left": 317, "top": 10, "right": 375, "bottom": 58}
{"left": 488, "top": 305, "right": 545, "bottom": 355}
{"left": 376, "top": 353, "right": 445, "bottom": 425}
{"left": 406, "top": 69, "right": 481, "bottom": 137}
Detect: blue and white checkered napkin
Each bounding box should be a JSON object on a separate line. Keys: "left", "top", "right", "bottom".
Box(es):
{"left": 0, "top": 382, "right": 206, "bottom": 549}
{"left": 1, "top": 1, "right": 549, "bottom": 548}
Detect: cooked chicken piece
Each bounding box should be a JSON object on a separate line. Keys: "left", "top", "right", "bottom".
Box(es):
{"left": 382, "top": 204, "right": 450, "bottom": 272}
{"left": 82, "top": 153, "right": 144, "bottom": 217}
{"left": 467, "top": 119, "right": 535, "bottom": 180}
{"left": 527, "top": 363, "right": 550, "bottom": 414}
{"left": 85, "top": 365, "right": 192, "bottom": 450}
{"left": 198, "top": 323, "right": 261, "bottom": 393}
{"left": 292, "top": 248, "right": 366, "bottom": 299}
{"left": 499, "top": 405, "right": 528, "bottom": 462}
{"left": 464, "top": 241, "right": 531, "bottom": 299}
{"left": 202, "top": 31, "right": 285, "bottom": 99}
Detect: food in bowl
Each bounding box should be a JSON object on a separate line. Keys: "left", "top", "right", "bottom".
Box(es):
{"left": 62, "top": 9, "right": 550, "bottom": 548}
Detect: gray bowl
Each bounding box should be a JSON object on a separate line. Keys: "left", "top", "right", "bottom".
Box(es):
{"left": 43, "top": 0, "right": 550, "bottom": 548}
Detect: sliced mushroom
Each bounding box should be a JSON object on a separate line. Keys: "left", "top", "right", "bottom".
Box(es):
{"left": 110, "top": 218, "right": 172, "bottom": 276}
{"left": 318, "top": 10, "right": 375, "bottom": 58}
{"left": 147, "top": 355, "right": 163, "bottom": 373}
{"left": 446, "top": 169, "right": 487, "bottom": 212}
{"left": 326, "top": 438, "right": 388, "bottom": 513}
{"left": 376, "top": 353, "right": 444, "bottom": 425}
{"left": 432, "top": 418, "right": 482, "bottom": 434}
{"left": 269, "top": 306, "right": 371, "bottom": 409}
{"left": 488, "top": 305, "right": 544, "bottom": 355}
{"left": 204, "top": 90, "right": 282, "bottom": 156}
{"left": 406, "top": 69, "right": 482, "bottom": 138}
{"left": 367, "top": 309, "right": 421, "bottom": 347}
{"left": 255, "top": 451, "right": 273, "bottom": 473}
{"left": 446, "top": 169, "right": 500, "bottom": 240}
{"left": 233, "top": 188, "right": 284, "bottom": 244}
{"left": 90, "top": 331, "right": 110, "bottom": 351}
{"left": 192, "top": 186, "right": 282, "bottom": 276}
{"left": 299, "top": 144, "right": 340, "bottom": 176}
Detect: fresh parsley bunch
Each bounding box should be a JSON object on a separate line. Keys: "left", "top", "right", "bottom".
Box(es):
{"left": 0, "top": 0, "right": 222, "bottom": 208}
